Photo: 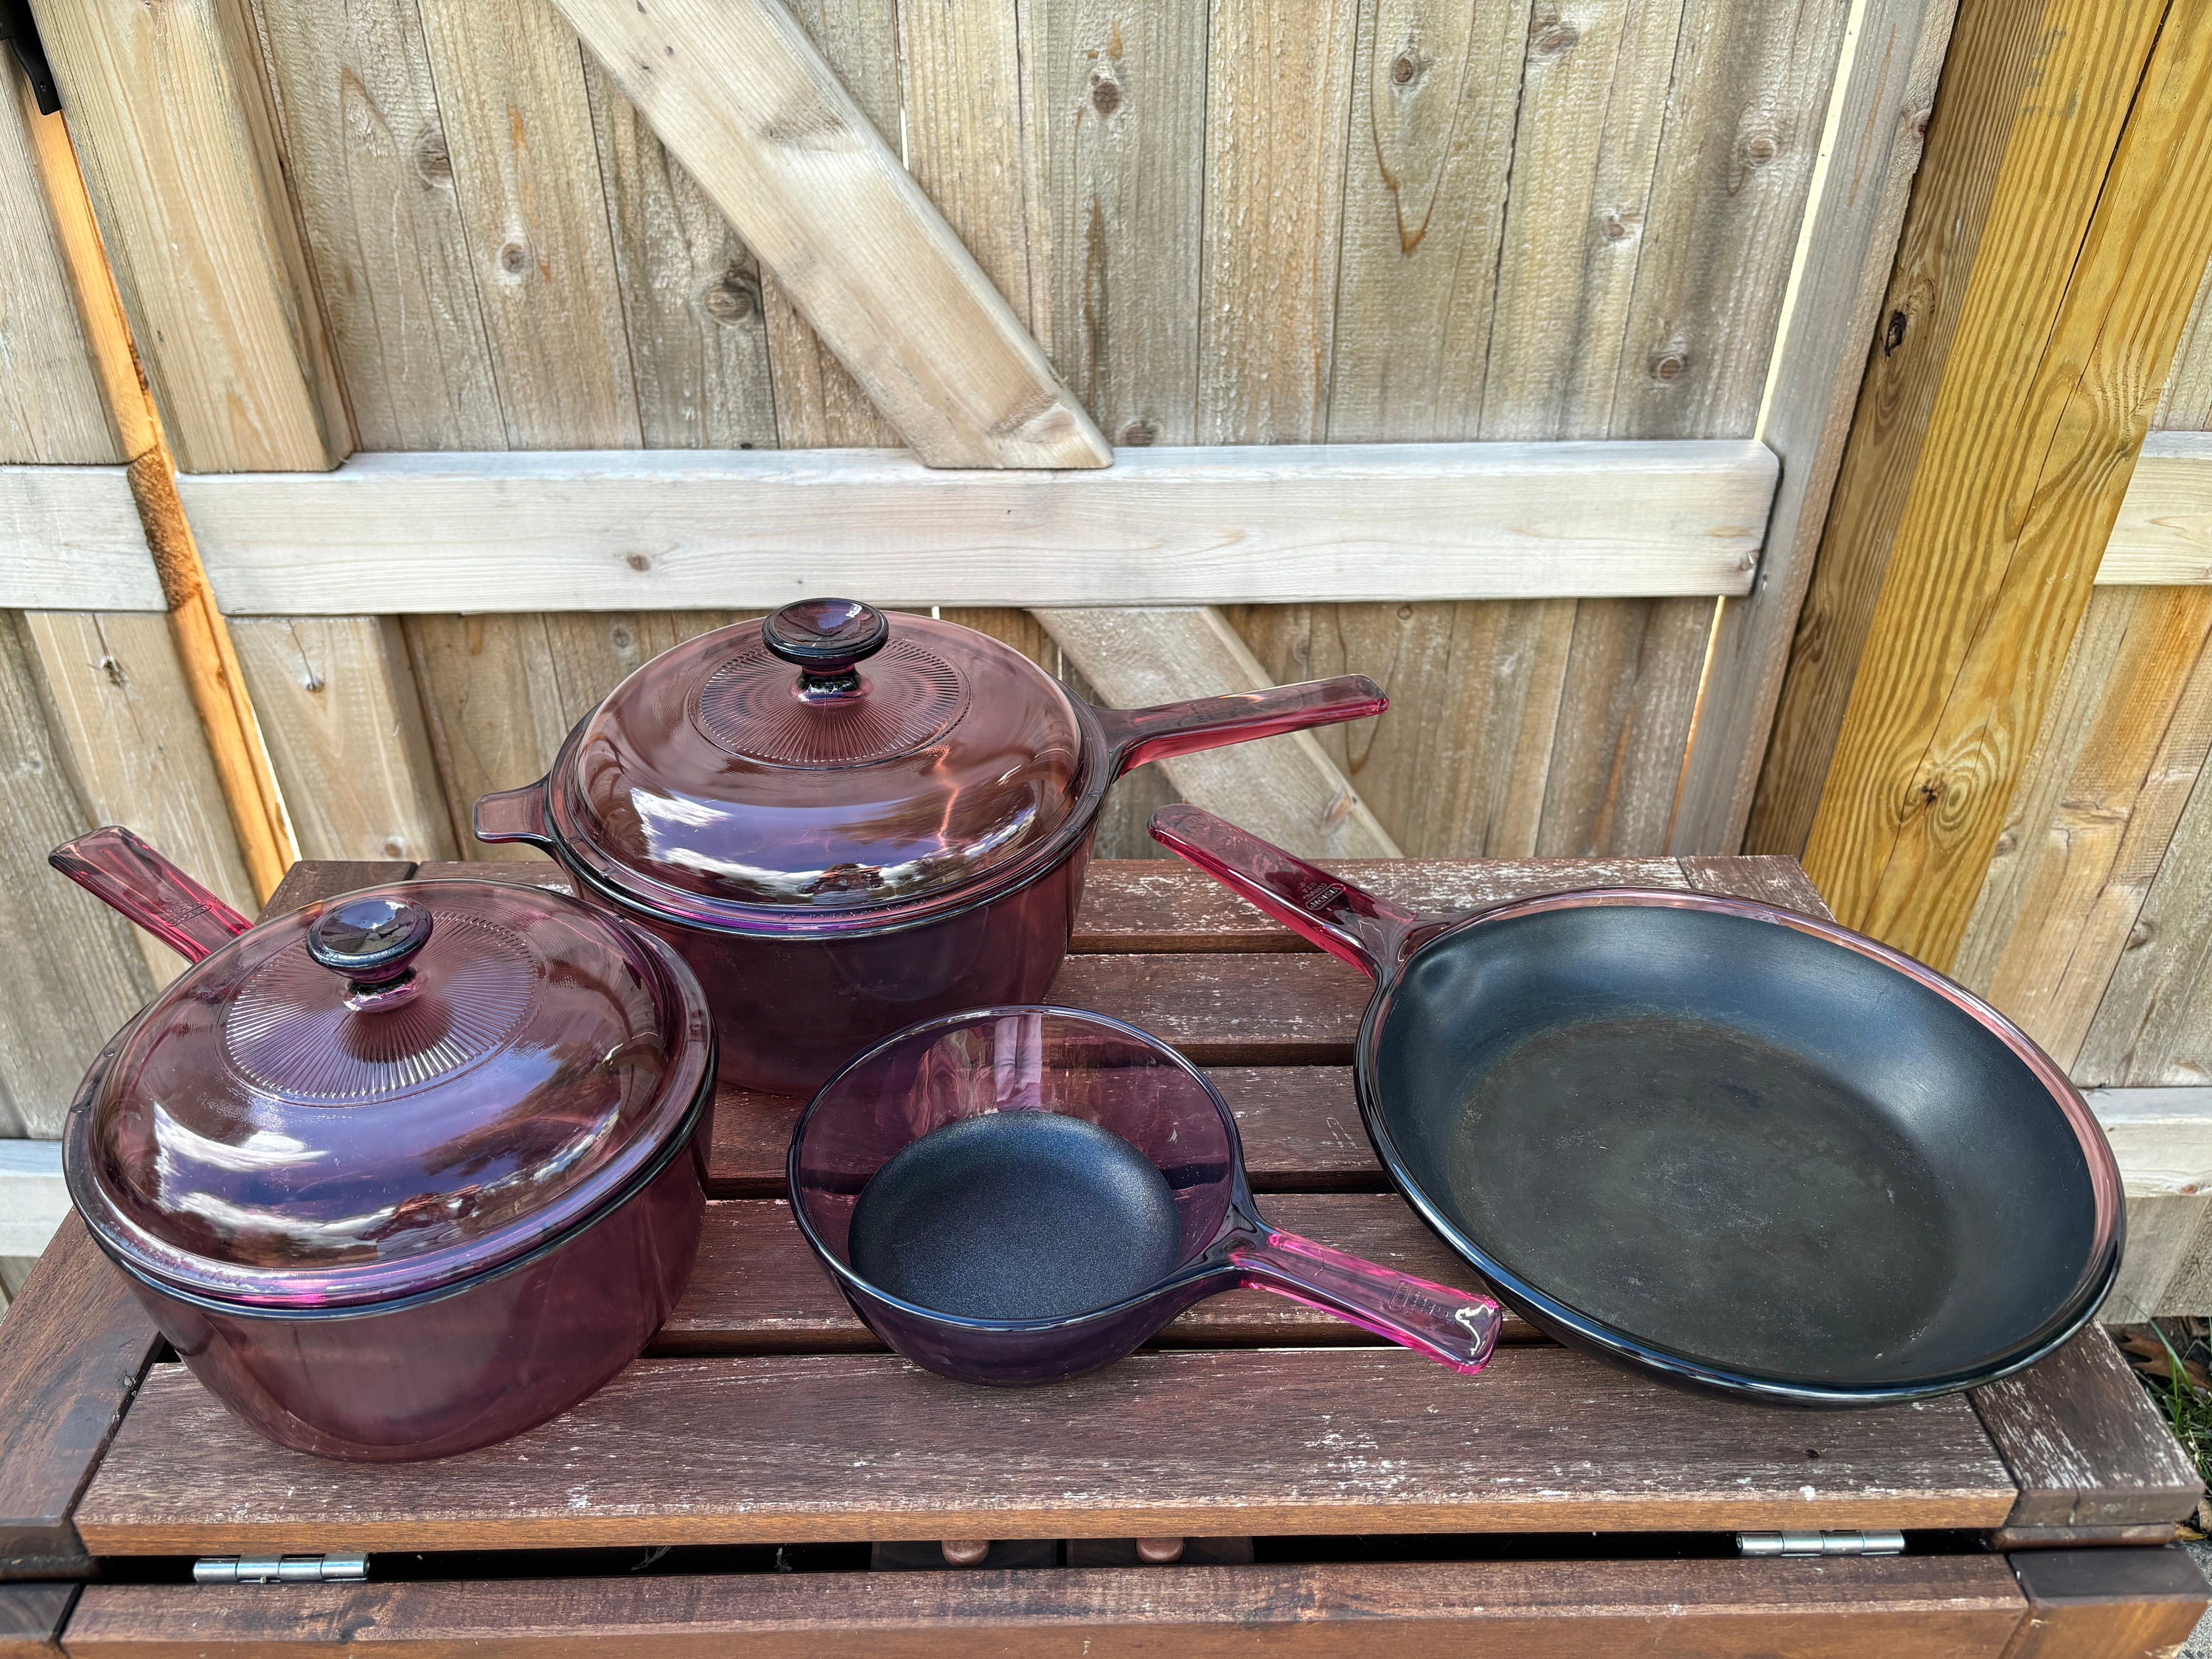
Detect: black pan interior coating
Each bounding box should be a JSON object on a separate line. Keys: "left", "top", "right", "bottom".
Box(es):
{"left": 1371, "top": 904, "right": 2098, "bottom": 1389}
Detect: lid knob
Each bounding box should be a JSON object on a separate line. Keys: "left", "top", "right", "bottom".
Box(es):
{"left": 307, "top": 894, "right": 434, "bottom": 1012}
{"left": 762, "top": 599, "right": 889, "bottom": 695}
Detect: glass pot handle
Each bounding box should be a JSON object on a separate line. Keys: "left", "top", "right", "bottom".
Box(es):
{"left": 50, "top": 826, "right": 254, "bottom": 964}
{"left": 473, "top": 781, "right": 555, "bottom": 852}
{"left": 1148, "top": 804, "right": 1415, "bottom": 977}
{"left": 1228, "top": 1225, "right": 1503, "bottom": 1375}
{"left": 1095, "top": 675, "right": 1385, "bottom": 773}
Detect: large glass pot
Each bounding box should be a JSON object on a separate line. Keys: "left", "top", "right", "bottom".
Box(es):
{"left": 476, "top": 599, "right": 1384, "bottom": 1093}
{"left": 50, "top": 827, "right": 714, "bottom": 1461}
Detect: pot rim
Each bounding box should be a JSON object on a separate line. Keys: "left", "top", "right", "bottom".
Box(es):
{"left": 64, "top": 896, "right": 717, "bottom": 1314}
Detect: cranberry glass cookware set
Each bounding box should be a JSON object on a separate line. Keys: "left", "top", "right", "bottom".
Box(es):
{"left": 48, "top": 598, "right": 2123, "bottom": 1461}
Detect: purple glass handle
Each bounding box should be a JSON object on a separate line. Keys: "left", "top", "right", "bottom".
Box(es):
{"left": 474, "top": 782, "right": 556, "bottom": 852}
{"left": 1229, "top": 1226, "right": 1503, "bottom": 1375}
{"left": 50, "top": 826, "right": 254, "bottom": 965}
{"left": 1096, "top": 675, "right": 1385, "bottom": 776}
{"left": 1147, "top": 804, "right": 1414, "bottom": 977}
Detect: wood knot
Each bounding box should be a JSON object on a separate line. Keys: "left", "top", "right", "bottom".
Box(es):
{"left": 1391, "top": 50, "right": 1422, "bottom": 86}
{"left": 701, "top": 265, "right": 758, "bottom": 323}
{"left": 626, "top": 552, "right": 652, "bottom": 572}
{"left": 609, "top": 626, "right": 634, "bottom": 651}
{"left": 498, "top": 240, "right": 529, "bottom": 276}
{"left": 382, "top": 837, "right": 406, "bottom": 859}
{"left": 1090, "top": 70, "right": 1122, "bottom": 116}
{"left": 1532, "top": 20, "right": 1579, "bottom": 52}
{"left": 1120, "top": 419, "right": 1158, "bottom": 447}
{"left": 1742, "top": 131, "right": 1778, "bottom": 167}
{"left": 1883, "top": 308, "right": 1908, "bottom": 355}
{"left": 1649, "top": 349, "right": 1688, "bottom": 383}
{"left": 2126, "top": 920, "right": 2153, "bottom": 951}
{"left": 1601, "top": 211, "right": 1636, "bottom": 243}
{"left": 98, "top": 655, "right": 126, "bottom": 689}
{"left": 416, "top": 128, "right": 451, "bottom": 183}
{"left": 1397, "top": 604, "right": 1414, "bottom": 621}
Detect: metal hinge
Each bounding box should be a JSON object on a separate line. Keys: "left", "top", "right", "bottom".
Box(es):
{"left": 194, "top": 1554, "right": 369, "bottom": 1585}
{"left": 1736, "top": 1530, "right": 1905, "bottom": 1558}
{"left": 0, "top": 0, "right": 58, "bottom": 114}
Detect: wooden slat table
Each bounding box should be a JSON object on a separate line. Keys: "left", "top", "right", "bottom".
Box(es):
{"left": 0, "top": 855, "right": 2205, "bottom": 1657}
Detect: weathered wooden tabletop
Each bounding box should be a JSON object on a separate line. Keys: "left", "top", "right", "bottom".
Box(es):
{"left": 0, "top": 853, "right": 2205, "bottom": 1656}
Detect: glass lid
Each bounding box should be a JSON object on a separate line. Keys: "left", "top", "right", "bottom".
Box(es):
{"left": 69, "top": 877, "right": 711, "bottom": 1310}
{"left": 545, "top": 600, "right": 1090, "bottom": 914}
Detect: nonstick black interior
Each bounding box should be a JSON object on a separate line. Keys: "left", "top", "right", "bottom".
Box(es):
{"left": 1370, "top": 902, "right": 2103, "bottom": 1391}
{"left": 846, "top": 1112, "right": 1181, "bottom": 1321}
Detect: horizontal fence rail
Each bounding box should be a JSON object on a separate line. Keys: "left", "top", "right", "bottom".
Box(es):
{"left": 1, "top": 442, "right": 1771, "bottom": 613}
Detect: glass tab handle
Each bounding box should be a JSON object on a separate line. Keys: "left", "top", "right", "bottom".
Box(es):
{"left": 1229, "top": 1224, "right": 1503, "bottom": 1375}
{"left": 51, "top": 827, "right": 254, "bottom": 965}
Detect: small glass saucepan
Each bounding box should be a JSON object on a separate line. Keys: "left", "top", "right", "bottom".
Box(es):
{"left": 788, "top": 1006, "right": 1503, "bottom": 1387}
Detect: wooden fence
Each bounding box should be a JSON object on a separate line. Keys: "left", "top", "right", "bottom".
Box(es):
{"left": 4, "top": 0, "right": 2209, "bottom": 1314}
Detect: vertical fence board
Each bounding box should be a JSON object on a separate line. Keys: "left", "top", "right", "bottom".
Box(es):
{"left": 413, "top": 0, "right": 643, "bottom": 448}
{"left": 0, "top": 617, "right": 151, "bottom": 1139}
{"left": 2076, "top": 757, "right": 2212, "bottom": 1088}
{"left": 0, "top": 78, "right": 119, "bottom": 465}
{"left": 757, "top": 0, "right": 903, "bottom": 448}
{"left": 1324, "top": 0, "right": 1526, "bottom": 444}
{"left": 1797, "top": 0, "right": 2212, "bottom": 964}
{"left": 2155, "top": 251, "right": 2212, "bottom": 432}
{"left": 1956, "top": 586, "right": 2212, "bottom": 1070}
{"left": 1198, "top": 0, "right": 1360, "bottom": 446}
{"left": 247, "top": 0, "right": 507, "bottom": 451}
{"left": 582, "top": 65, "right": 780, "bottom": 450}
{"left": 230, "top": 616, "right": 455, "bottom": 863}
{"left": 1018, "top": 0, "right": 1206, "bottom": 446}
{"left": 29, "top": 0, "right": 351, "bottom": 473}
{"left": 22, "top": 612, "right": 258, "bottom": 986}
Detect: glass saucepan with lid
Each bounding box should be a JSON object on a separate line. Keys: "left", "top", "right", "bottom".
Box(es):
{"left": 476, "top": 598, "right": 1385, "bottom": 1093}
{"left": 51, "top": 826, "right": 714, "bottom": 1461}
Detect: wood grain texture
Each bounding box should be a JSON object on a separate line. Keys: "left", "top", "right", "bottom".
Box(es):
{"left": 244, "top": 0, "right": 507, "bottom": 452}
{"left": 657, "top": 1194, "right": 1540, "bottom": 1354}
{"left": 27, "top": 0, "right": 349, "bottom": 472}
{"left": 413, "top": 0, "right": 644, "bottom": 450}
{"left": 76, "top": 1345, "right": 2016, "bottom": 1551}
{"left": 1197, "top": 0, "right": 1357, "bottom": 446}
{"left": 0, "top": 470, "right": 159, "bottom": 612}
{"left": 1018, "top": 0, "right": 1205, "bottom": 447}
{"left": 1672, "top": 0, "right": 1958, "bottom": 852}
{"left": 0, "top": 80, "right": 120, "bottom": 466}
{"left": 2074, "top": 733, "right": 2212, "bottom": 1087}
{"left": 754, "top": 0, "right": 902, "bottom": 451}
{"left": 1747, "top": 10, "right": 2017, "bottom": 860}
{"left": 2160, "top": 253, "right": 2212, "bottom": 431}
{"left": 179, "top": 442, "right": 1776, "bottom": 614}
{"left": 1038, "top": 607, "right": 1397, "bottom": 858}
{"left": 57, "top": 1557, "right": 2031, "bottom": 1657}
{"left": 0, "top": 617, "right": 150, "bottom": 1140}
{"left": 706, "top": 1065, "right": 1385, "bottom": 1196}
{"left": 552, "top": 0, "right": 1107, "bottom": 468}
{"left": 1969, "top": 1330, "right": 2204, "bottom": 1527}
{"left": 0, "top": 1582, "right": 72, "bottom": 1656}
{"left": 403, "top": 611, "right": 748, "bottom": 859}
{"left": 1228, "top": 597, "right": 1576, "bottom": 857}
{"left": 1324, "top": 0, "right": 1523, "bottom": 444}
{"left": 2103, "top": 433, "right": 2212, "bottom": 584}
{"left": 1954, "top": 586, "right": 2212, "bottom": 1070}
{"left": 0, "top": 1217, "right": 159, "bottom": 1579}
{"left": 21, "top": 611, "right": 258, "bottom": 986}
{"left": 229, "top": 617, "right": 456, "bottom": 863}
{"left": 1798, "top": 0, "right": 2212, "bottom": 967}
{"left": 2003, "top": 1546, "right": 2211, "bottom": 1659}
{"left": 582, "top": 66, "right": 779, "bottom": 451}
